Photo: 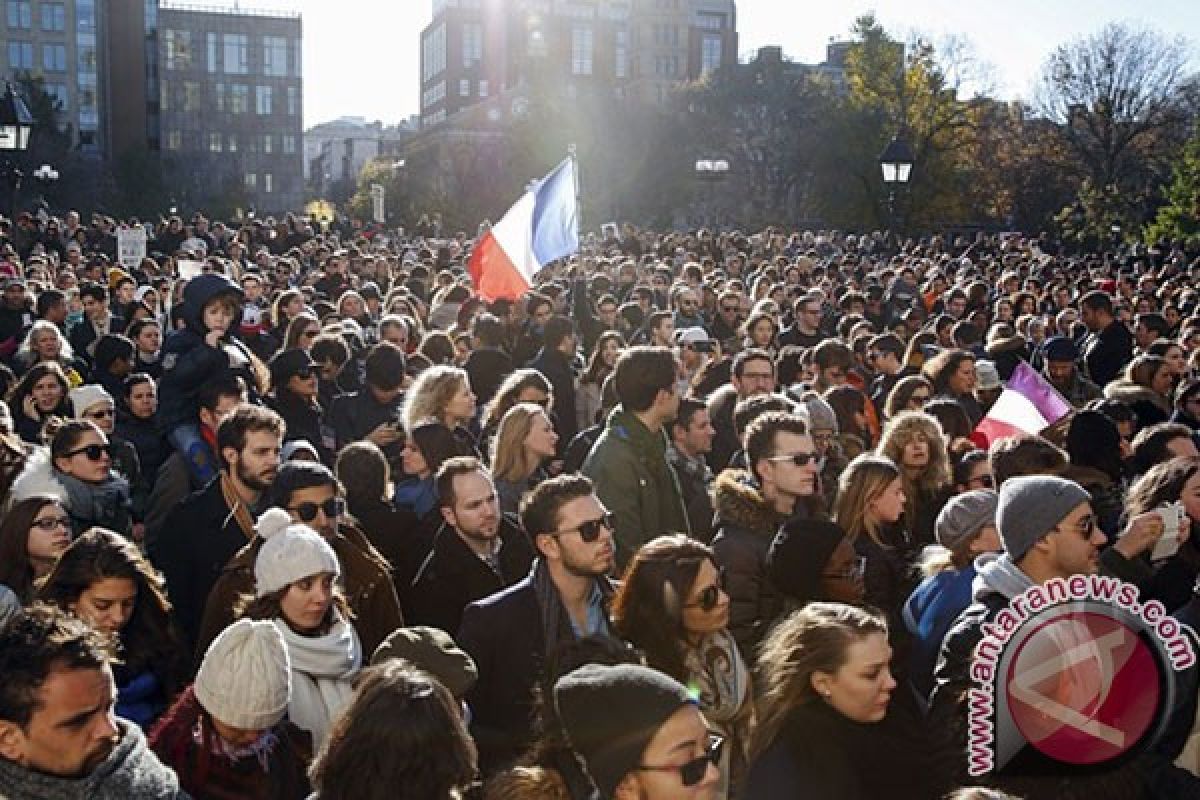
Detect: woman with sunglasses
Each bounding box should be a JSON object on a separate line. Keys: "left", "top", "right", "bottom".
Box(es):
{"left": 744, "top": 603, "right": 947, "bottom": 800}
{"left": 0, "top": 495, "right": 72, "bottom": 605}
{"left": 612, "top": 535, "right": 751, "bottom": 799}
{"left": 267, "top": 348, "right": 330, "bottom": 465}
{"left": 236, "top": 508, "right": 361, "bottom": 747}
{"left": 10, "top": 419, "right": 133, "bottom": 538}
{"left": 38, "top": 527, "right": 188, "bottom": 730}
{"left": 882, "top": 374, "right": 933, "bottom": 422}
{"left": 284, "top": 311, "right": 321, "bottom": 351}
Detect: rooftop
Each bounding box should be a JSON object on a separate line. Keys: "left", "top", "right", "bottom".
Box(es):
{"left": 158, "top": 1, "right": 301, "bottom": 20}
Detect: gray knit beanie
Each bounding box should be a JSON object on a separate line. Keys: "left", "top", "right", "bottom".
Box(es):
{"left": 935, "top": 489, "right": 998, "bottom": 551}
{"left": 996, "top": 475, "right": 1091, "bottom": 561}
{"left": 800, "top": 393, "right": 838, "bottom": 434}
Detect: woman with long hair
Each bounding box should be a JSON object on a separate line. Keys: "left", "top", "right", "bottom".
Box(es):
{"left": 284, "top": 312, "right": 321, "bottom": 352}
{"left": 237, "top": 508, "right": 361, "bottom": 746}
{"left": 266, "top": 348, "right": 329, "bottom": 464}
{"left": 402, "top": 365, "right": 478, "bottom": 450}
{"left": 482, "top": 368, "right": 554, "bottom": 448}
{"left": 921, "top": 348, "right": 981, "bottom": 427}
{"left": 744, "top": 603, "right": 945, "bottom": 799}
{"left": 7, "top": 360, "right": 71, "bottom": 443}
{"left": 491, "top": 403, "right": 559, "bottom": 515}
{"left": 833, "top": 455, "right": 914, "bottom": 637}
{"left": 38, "top": 527, "right": 188, "bottom": 729}
{"left": 1124, "top": 457, "right": 1200, "bottom": 612}
{"left": 611, "top": 534, "right": 752, "bottom": 799}
{"left": 0, "top": 495, "right": 71, "bottom": 604}
{"left": 15, "top": 320, "right": 85, "bottom": 386}
{"left": 394, "top": 421, "right": 471, "bottom": 520}
{"left": 883, "top": 375, "right": 933, "bottom": 422}
{"left": 741, "top": 310, "right": 778, "bottom": 356}
{"left": 823, "top": 384, "right": 871, "bottom": 457}
{"left": 9, "top": 419, "right": 133, "bottom": 537}
{"left": 272, "top": 288, "right": 306, "bottom": 339}
{"left": 308, "top": 661, "right": 477, "bottom": 800}
{"left": 577, "top": 331, "right": 623, "bottom": 431}
{"left": 876, "top": 411, "right": 951, "bottom": 545}
{"left": 1105, "top": 354, "right": 1174, "bottom": 430}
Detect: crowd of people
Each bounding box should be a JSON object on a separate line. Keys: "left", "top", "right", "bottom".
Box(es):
{"left": 0, "top": 209, "right": 1199, "bottom": 799}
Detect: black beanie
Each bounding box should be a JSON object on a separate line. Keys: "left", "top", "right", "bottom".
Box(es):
{"left": 554, "top": 663, "right": 695, "bottom": 797}
{"left": 767, "top": 518, "right": 847, "bottom": 606}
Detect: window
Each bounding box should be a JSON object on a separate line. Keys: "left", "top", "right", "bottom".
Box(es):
{"left": 222, "top": 33, "right": 248, "bottom": 74}
{"left": 282, "top": 134, "right": 296, "bottom": 154}
{"left": 6, "top": 0, "right": 30, "bottom": 29}
{"left": 264, "top": 173, "right": 273, "bottom": 193}
{"left": 478, "top": 79, "right": 488, "bottom": 97}
{"left": 615, "top": 28, "right": 628, "bottom": 78}
{"left": 206, "top": 32, "right": 218, "bottom": 73}
{"left": 287, "top": 86, "right": 299, "bottom": 116}
{"left": 164, "top": 30, "right": 192, "bottom": 70}
{"left": 214, "top": 82, "right": 225, "bottom": 111}
{"left": 255, "top": 85, "right": 272, "bottom": 114}
{"left": 230, "top": 84, "right": 249, "bottom": 114}
{"left": 166, "top": 129, "right": 182, "bottom": 150}
{"left": 160, "top": 80, "right": 170, "bottom": 111}
{"left": 182, "top": 81, "right": 200, "bottom": 111}
{"left": 461, "top": 22, "right": 482, "bottom": 68}
{"left": 40, "top": 2, "right": 64, "bottom": 31}
{"left": 292, "top": 38, "right": 301, "bottom": 77}
{"left": 701, "top": 34, "right": 721, "bottom": 75}
{"left": 7, "top": 42, "right": 32, "bottom": 69}
{"left": 208, "top": 132, "right": 222, "bottom": 152}
{"left": 571, "top": 26, "right": 593, "bottom": 76}
{"left": 45, "top": 83, "right": 68, "bottom": 110}
{"left": 228, "top": 133, "right": 238, "bottom": 152}
{"left": 459, "top": 79, "right": 469, "bottom": 97}
{"left": 696, "top": 12, "right": 726, "bottom": 30}
{"left": 263, "top": 35, "right": 287, "bottom": 77}
{"left": 262, "top": 134, "right": 273, "bottom": 153}
{"left": 42, "top": 44, "right": 66, "bottom": 72}
{"left": 244, "top": 172, "right": 257, "bottom": 189}
{"left": 422, "top": 23, "right": 446, "bottom": 81}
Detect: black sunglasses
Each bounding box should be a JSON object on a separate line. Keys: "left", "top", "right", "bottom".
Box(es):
{"left": 685, "top": 567, "right": 727, "bottom": 612}
{"left": 972, "top": 474, "right": 996, "bottom": 488}
{"left": 553, "top": 511, "right": 614, "bottom": 543}
{"left": 767, "top": 451, "right": 818, "bottom": 467}
{"left": 638, "top": 734, "right": 724, "bottom": 787}
{"left": 293, "top": 366, "right": 314, "bottom": 380}
{"left": 287, "top": 497, "right": 344, "bottom": 523}
{"left": 65, "top": 443, "right": 113, "bottom": 461}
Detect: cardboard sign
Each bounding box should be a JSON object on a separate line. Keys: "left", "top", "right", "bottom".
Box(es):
{"left": 117, "top": 226, "right": 147, "bottom": 270}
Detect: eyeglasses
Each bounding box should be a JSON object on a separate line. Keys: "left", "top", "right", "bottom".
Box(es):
{"left": 766, "top": 451, "right": 818, "bottom": 467}
{"left": 32, "top": 515, "right": 71, "bottom": 531}
{"left": 685, "top": 568, "right": 727, "bottom": 612}
{"left": 84, "top": 408, "right": 115, "bottom": 419}
{"left": 969, "top": 474, "right": 996, "bottom": 488}
{"left": 287, "top": 497, "right": 344, "bottom": 523}
{"left": 1055, "top": 515, "right": 1096, "bottom": 539}
{"left": 909, "top": 394, "right": 931, "bottom": 404}
{"left": 64, "top": 443, "right": 113, "bottom": 461}
{"left": 551, "top": 511, "right": 614, "bottom": 543}
{"left": 638, "top": 734, "right": 724, "bottom": 787}
{"left": 720, "top": 305, "right": 739, "bottom": 313}
{"left": 823, "top": 555, "right": 867, "bottom": 582}
{"left": 293, "top": 366, "right": 314, "bottom": 380}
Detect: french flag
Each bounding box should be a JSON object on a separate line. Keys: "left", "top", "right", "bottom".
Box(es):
{"left": 468, "top": 157, "right": 579, "bottom": 301}
{"left": 971, "top": 362, "right": 1072, "bottom": 448}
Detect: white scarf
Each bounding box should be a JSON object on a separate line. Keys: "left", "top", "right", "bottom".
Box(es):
{"left": 273, "top": 614, "right": 361, "bottom": 747}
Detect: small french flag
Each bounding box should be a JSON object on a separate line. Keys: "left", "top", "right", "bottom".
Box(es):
{"left": 468, "top": 157, "right": 579, "bottom": 301}
{"left": 971, "top": 362, "right": 1073, "bottom": 448}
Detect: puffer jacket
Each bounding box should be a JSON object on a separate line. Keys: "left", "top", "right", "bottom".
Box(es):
{"left": 710, "top": 469, "right": 788, "bottom": 656}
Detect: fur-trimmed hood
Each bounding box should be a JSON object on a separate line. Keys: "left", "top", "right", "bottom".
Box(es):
{"left": 7, "top": 446, "right": 68, "bottom": 508}
{"left": 713, "top": 468, "right": 784, "bottom": 534}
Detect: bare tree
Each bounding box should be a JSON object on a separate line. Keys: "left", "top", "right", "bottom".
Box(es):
{"left": 1035, "top": 23, "right": 1195, "bottom": 190}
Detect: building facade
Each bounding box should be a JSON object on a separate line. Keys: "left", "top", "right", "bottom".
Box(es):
{"left": 303, "top": 115, "right": 416, "bottom": 201}
{"left": 418, "top": 0, "right": 737, "bottom": 129}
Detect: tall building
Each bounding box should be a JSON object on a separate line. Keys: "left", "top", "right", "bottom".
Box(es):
{"left": 418, "top": 0, "right": 737, "bottom": 129}
{"left": 303, "top": 116, "right": 416, "bottom": 199}
{"left": 1, "top": 0, "right": 103, "bottom": 152}
{"left": 152, "top": 3, "right": 304, "bottom": 212}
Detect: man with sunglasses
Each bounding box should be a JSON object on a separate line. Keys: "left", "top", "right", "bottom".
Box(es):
{"left": 929, "top": 475, "right": 1179, "bottom": 792}
{"left": 554, "top": 662, "right": 721, "bottom": 799}
{"left": 457, "top": 473, "right": 617, "bottom": 775}
{"left": 712, "top": 410, "right": 818, "bottom": 656}
{"left": 195, "top": 460, "right": 404, "bottom": 662}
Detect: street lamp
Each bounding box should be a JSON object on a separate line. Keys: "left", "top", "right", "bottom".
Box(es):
{"left": 878, "top": 133, "right": 914, "bottom": 233}
{"left": 0, "top": 82, "right": 33, "bottom": 219}
{"left": 32, "top": 163, "right": 57, "bottom": 217}
{"left": 695, "top": 159, "right": 730, "bottom": 229}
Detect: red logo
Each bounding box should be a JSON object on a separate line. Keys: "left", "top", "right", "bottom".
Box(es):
{"left": 1005, "top": 610, "right": 1160, "bottom": 765}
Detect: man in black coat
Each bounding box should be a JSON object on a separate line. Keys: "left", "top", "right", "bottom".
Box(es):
{"left": 457, "top": 473, "right": 616, "bottom": 776}
{"left": 327, "top": 342, "right": 406, "bottom": 468}
{"left": 149, "top": 404, "right": 283, "bottom": 653}
{"left": 68, "top": 282, "right": 124, "bottom": 364}
{"left": 0, "top": 278, "right": 32, "bottom": 365}
{"left": 1080, "top": 289, "right": 1133, "bottom": 389}
{"left": 527, "top": 315, "right": 579, "bottom": 453}
{"left": 407, "top": 458, "right": 534, "bottom": 634}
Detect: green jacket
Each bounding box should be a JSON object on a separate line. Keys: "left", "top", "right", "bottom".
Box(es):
{"left": 582, "top": 406, "right": 691, "bottom": 568}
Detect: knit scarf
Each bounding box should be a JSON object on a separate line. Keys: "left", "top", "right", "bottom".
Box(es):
{"left": 56, "top": 469, "right": 130, "bottom": 526}
{"left": 219, "top": 471, "right": 257, "bottom": 540}
{"left": 273, "top": 615, "right": 361, "bottom": 747}
{"left": 531, "top": 560, "right": 613, "bottom": 677}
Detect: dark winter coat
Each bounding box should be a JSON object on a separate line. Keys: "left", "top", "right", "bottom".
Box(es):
{"left": 118, "top": 411, "right": 169, "bottom": 487}
{"left": 1084, "top": 319, "right": 1134, "bottom": 389}
{"left": 528, "top": 346, "right": 578, "bottom": 452}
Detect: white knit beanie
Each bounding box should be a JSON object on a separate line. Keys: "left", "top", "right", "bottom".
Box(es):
{"left": 194, "top": 618, "right": 291, "bottom": 730}
{"left": 69, "top": 384, "right": 113, "bottom": 419}
{"left": 253, "top": 507, "right": 340, "bottom": 597}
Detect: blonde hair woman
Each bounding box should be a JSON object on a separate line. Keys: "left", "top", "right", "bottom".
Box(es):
{"left": 876, "top": 411, "right": 950, "bottom": 544}
{"left": 401, "top": 365, "right": 477, "bottom": 437}
{"left": 490, "top": 403, "right": 558, "bottom": 514}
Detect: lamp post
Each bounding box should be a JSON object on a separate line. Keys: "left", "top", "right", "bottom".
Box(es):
{"left": 0, "top": 82, "right": 34, "bottom": 219}
{"left": 694, "top": 159, "right": 730, "bottom": 229}
{"left": 32, "top": 163, "right": 58, "bottom": 217}
{"left": 878, "top": 133, "right": 914, "bottom": 234}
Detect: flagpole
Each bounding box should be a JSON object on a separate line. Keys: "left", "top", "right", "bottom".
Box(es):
{"left": 568, "top": 143, "right": 582, "bottom": 249}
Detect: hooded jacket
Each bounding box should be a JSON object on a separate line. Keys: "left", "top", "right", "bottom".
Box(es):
{"left": 156, "top": 274, "right": 256, "bottom": 433}
{"left": 710, "top": 468, "right": 788, "bottom": 655}
{"left": 0, "top": 719, "right": 189, "bottom": 799}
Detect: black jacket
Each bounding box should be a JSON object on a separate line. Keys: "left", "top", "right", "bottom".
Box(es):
{"left": 148, "top": 475, "right": 254, "bottom": 653}
{"left": 346, "top": 495, "right": 425, "bottom": 595}
{"left": 407, "top": 514, "right": 535, "bottom": 635}
{"left": 328, "top": 387, "right": 403, "bottom": 466}
{"left": 528, "top": 346, "right": 578, "bottom": 452}
{"left": 267, "top": 391, "right": 331, "bottom": 465}
{"left": 117, "top": 412, "right": 169, "bottom": 484}
{"left": 465, "top": 347, "right": 513, "bottom": 407}
{"left": 1084, "top": 319, "right": 1134, "bottom": 389}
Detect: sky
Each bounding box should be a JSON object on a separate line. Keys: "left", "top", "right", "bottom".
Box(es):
{"left": 210, "top": 0, "right": 1200, "bottom": 129}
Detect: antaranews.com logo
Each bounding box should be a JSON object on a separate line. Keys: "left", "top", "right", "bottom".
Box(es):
{"left": 967, "top": 574, "right": 1195, "bottom": 777}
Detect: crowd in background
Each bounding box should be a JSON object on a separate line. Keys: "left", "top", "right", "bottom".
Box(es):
{"left": 0, "top": 209, "right": 1199, "bottom": 799}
